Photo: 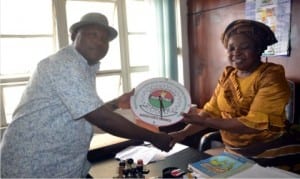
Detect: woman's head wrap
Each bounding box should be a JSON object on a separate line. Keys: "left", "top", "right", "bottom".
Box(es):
{"left": 221, "top": 19, "right": 277, "bottom": 52}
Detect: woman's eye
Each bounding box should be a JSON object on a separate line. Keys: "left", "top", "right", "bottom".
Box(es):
{"left": 227, "top": 47, "right": 234, "bottom": 52}
{"left": 239, "top": 44, "right": 251, "bottom": 50}
{"left": 227, "top": 44, "right": 252, "bottom": 52}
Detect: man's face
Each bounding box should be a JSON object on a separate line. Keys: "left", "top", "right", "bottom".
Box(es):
{"left": 73, "top": 24, "right": 109, "bottom": 65}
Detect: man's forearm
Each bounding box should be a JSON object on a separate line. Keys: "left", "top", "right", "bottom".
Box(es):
{"left": 85, "top": 105, "right": 156, "bottom": 142}
{"left": 103, "top": 99, "right": 119, "bottom": 111}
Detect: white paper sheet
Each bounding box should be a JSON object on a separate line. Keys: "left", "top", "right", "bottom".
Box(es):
{"left": 115, "top": 142, "right": 188, "bottom": 165}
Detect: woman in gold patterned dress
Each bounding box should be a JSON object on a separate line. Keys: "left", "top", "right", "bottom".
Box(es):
{"left": 170, "top": 19, "right": 300, "bottom": 173}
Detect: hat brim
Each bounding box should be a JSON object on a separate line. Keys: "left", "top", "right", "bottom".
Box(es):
{"left": 70, "top": 21, "right": 118, "bottom": 41}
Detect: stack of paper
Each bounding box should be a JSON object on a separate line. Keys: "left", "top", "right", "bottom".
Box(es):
{"left": 115, "top": 142, "right": 188, "bottom": 164}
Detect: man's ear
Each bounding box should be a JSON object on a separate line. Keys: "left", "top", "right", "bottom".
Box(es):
{"left": 71, "top": 32, "right": 77, "bottom": 41}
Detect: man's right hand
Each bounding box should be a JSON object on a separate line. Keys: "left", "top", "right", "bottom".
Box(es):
{"left": 150, "top": 132, "right": 174, "bottom": 152}
{"left": 169, "top": 131, "right": 187, "bottom": 147}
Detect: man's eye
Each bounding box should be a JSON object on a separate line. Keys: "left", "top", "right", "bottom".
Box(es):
{"left": 89, "top": 32, "right": 97, "bottom": 36}
{"left": 84, "top": 31, "right": 97, "bottom": 36}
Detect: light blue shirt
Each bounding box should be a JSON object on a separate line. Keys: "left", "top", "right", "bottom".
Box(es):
{"left": 0, "top": 45, "right": 103, "bottom": 178}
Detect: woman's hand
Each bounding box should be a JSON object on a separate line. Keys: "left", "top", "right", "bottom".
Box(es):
{"left": 181, "top": 111, "right": 207, "bottom": 125}
{"left": 117, "top": 89, "right": 135, "bottom": 109}
{"left": 188, "top": 106, "right": 199, "bottom": 114}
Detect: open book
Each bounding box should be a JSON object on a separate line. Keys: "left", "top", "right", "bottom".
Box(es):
{"left": 188, "top": 152, "right": 254, "bottom": 178}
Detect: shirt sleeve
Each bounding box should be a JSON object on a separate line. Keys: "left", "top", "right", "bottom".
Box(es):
{"left": 238, "top": 65, "right": 290, "bottom": 130}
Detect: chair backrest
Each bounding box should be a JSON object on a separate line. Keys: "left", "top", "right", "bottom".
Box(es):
{"left": 285, "top": 80, "right": 295, "bottom": 124}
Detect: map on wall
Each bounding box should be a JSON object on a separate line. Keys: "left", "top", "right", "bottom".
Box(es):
{"left": 245, "top": 0, "right": 291, "bottom": 56}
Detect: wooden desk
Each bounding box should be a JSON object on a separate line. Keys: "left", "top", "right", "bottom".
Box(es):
{"left": 89, "top": 147, "right": 210, "bottom": 178}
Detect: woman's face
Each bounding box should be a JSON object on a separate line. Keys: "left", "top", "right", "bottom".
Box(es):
{"left": 226, "top": 34, "right": 261, "bottom": 73}
{"left": 73, "top": 24, "right": 109, "bottom": 65}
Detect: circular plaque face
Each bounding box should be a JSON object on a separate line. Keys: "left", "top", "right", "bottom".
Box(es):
{"left": 130, "top": 77, "right": 191, "bottom": 126}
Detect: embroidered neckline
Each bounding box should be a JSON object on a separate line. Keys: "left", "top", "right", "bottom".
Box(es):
{"left": 221, "top": 63, "right": 269, "bottom": 116}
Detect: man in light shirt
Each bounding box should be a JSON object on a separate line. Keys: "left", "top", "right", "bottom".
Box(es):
{"left": 1, "top": 12, "right": 173, "bottom": 178}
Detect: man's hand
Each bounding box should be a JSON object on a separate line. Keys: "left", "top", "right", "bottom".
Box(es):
{"left": 117, "top": 89, "right": 135, "bottom": 109}
{"left": 168, "top": 131, "right": 187, "bottom": 147}
{"left": 150, "top": 132, "right": 174, "bottom": 152}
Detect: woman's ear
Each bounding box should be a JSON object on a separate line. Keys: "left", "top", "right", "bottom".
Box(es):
{"left": 255, "top": 46, "right": 264, "bottom": 56}
{"left": 257, "top": 48, "right": 263, "bottom": 55}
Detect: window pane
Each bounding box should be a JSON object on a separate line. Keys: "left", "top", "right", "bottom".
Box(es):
{"left": 3, "top": 85, "right": 26, "bottom": 124}
{"left": 0, "top": 0, "right": 53, "bottom": 34}
{"left": 128, "top": 34, "right": 152, "bottom": 66}
{"left": 66, "top": 1, "right": 117, "bottom": 27}
{"left": 126, "top": 0, "right": 148, "bottom": 32}
{"left": 66, "top": 0, "right": 121, "bottom": 70}
{"left": 95, "top": 75, "right": 123, "bottom": 102}
{"left": 130, "top": 71, "right": 153, "bottom": 88}
{"left": 0, "top": 37, "right": 54, "bottom": 75}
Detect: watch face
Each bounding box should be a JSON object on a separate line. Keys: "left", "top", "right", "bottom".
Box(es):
{"left": 131, "top": 77, "right": 191, "bottom": 126}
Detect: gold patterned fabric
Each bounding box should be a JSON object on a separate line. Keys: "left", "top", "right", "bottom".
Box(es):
{"left": 204, "top": 62, "right": 290, "bottom": 148}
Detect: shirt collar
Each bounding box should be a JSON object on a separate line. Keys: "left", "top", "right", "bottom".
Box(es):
{"left": 69, "top": 45, "right": 100, "bottom": 73}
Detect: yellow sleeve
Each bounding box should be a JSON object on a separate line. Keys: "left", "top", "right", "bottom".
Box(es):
{"left": 238, "top": 65, "right": 290, "bottom": 130}
{"left": 203, "top": 67, "right": 234, "bottom": 118}
{"left": 203, "top": 83, "right": 222, "bottom": 118}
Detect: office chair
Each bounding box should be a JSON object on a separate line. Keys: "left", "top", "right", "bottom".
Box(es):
{"left": 198, "top": 79, "right": 296, "bottom": 154}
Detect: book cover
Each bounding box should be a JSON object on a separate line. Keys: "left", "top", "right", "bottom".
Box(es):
{"left": 188, "top": 152, "right": 254, "bottom": 178}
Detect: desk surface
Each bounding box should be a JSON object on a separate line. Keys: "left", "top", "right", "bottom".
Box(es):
{"left": 89, "top": 147, "right": 210, "bottom": 178}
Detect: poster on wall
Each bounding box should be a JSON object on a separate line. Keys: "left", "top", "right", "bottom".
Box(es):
{"left": 245, "top": 0, "right": 291, "bottom": 56}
